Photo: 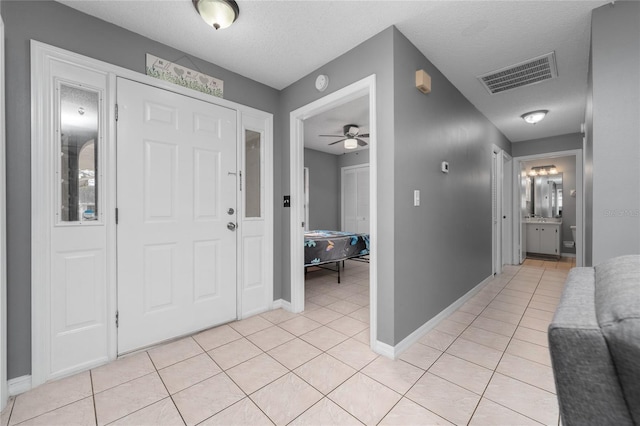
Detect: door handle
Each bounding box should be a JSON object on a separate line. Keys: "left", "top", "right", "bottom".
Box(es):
{"left": 227, "top": 222, "right": 237, "bottom": 231}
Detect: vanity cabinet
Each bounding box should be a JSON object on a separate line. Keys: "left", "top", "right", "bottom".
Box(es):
{"left": 526, "top": 222, "right": 561, "bottom": 257}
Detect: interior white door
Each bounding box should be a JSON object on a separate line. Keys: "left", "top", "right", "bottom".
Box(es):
{"left": 491, "top": 150, "right": 501, "bottom": 275}
{"left": 117, "top": 78, "right": 237, "bottom": 353}
{"left": 342, "top": 165, "right": 369, "bottom": 233}
{"left": 520, "top": 161, "right": 528, "bottom": 263}
{"left": 501, "top": 152, "right": 512, "bottom": 265}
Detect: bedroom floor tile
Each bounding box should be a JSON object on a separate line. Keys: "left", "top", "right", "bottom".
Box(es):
{"left": 3, "top": 260, "right": 566, "bottom": 426}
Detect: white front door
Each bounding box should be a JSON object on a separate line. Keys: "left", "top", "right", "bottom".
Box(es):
{"left": 116, "top": 78, "right": 237, "bottom": 353}
{"left": 342, "top": 165, "right": 370, "bottom": 234}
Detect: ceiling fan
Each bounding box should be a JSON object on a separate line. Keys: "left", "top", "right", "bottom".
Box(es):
{"left": 320, "top": 124, "right": 369, "bottom": 149}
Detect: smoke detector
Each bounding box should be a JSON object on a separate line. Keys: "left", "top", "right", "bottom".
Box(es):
{"left": 478, "top": 52, "right": 558, "bottom": 94}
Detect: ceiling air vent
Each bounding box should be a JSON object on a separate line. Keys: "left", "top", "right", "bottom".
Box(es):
{"left": 478, "top": 52, "right": 558, "bottom": 94}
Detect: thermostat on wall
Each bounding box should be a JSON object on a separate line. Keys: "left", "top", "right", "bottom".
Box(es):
{"left": 441, "top": 161, "right": 449, "bottom": 173}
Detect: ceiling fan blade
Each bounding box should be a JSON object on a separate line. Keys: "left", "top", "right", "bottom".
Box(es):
{"left": 356, "top": 138, "right": 368, "bottom": 146}
{"left": 319, "top": 134, "right": 345, "bottom": 137}
{"left": 358, "top": 133, "right": 370, "bottom": 138}
{"left": 328, "top": 138, "right": 347, "bottom": 145}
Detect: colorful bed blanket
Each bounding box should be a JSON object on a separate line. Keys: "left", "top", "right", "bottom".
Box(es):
{"left": 304, "top": 230, "right": 370, "bottom": 266}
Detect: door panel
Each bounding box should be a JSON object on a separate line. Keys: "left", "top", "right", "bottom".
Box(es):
{"left": 51, "top": 246, "right": 106, "bottom": 374}
{"left": 342, "top": 165, "right": 369, "bottom": 234}
{"left": 117, "top": 78, "right": 237, "bottom": 353}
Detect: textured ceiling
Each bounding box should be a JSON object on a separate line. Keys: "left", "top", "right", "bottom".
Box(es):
{"left": 57, "top": 0, "right": 609, "bottom": 142}
{"left": 303, "top": 96, "right": 369, "bottom": 155}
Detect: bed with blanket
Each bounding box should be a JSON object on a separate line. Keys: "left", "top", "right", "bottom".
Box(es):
{"left": 304, "top": 230, "right": 370, "bottom": 283}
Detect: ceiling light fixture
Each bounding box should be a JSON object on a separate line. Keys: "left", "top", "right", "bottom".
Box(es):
{"left": 344, "top": 138, "right": 358, "bottom": 150}
{"left": 521, "top": 110, "right": 548, "bottom": 124}
{"left": 193, "top": 0, "right": 239, "bottom": 30}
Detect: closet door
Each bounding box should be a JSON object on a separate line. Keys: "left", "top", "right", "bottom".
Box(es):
{"left": 342, "top": 165, "right": 369, "bottom": 234}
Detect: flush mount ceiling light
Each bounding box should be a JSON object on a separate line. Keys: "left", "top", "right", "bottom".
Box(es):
{"left": 193, "top": 0, "right": 239, "bottom": 30}
{"left": 521, "top": 110, "right": 548, "bottom": 125}
{"left": 344, "top": 138, "right": 358, "bottom": 150}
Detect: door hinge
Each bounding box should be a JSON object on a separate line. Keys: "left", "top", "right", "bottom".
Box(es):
{"left": 302, "top": 222, "right": 305, "bottom": 228}
{"left": 115, "top": 208, "right": 119, "bottom": 224}
{"left": 115, "top": 311, "right": 119, "bottom": 328}
{"left": 239, "top": 171, "right": 243, "bottom": 191}
{"left": 115, "top": 104, "right": 118, "bottom": 121}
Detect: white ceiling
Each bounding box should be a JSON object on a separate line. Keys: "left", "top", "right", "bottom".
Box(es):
{"left": 303, "top": 96, "right": 369, "bottom": 155}
{"left": 57, "top": 0, "right": 609, "bottom": 142}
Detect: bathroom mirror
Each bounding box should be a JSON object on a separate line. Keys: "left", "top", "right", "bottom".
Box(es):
{"left": 531, "top": 173, "right": 563, "bottom": 218}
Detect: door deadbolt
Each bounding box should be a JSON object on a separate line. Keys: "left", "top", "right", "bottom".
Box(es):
{"left": 227, "top": 208, "right": 235, "bottom": 215}
{"left": 227, "top": 222, "right": 237, "bottom": 231}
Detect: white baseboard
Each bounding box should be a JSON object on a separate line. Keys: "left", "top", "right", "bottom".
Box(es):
{"left": 372, "top": 340, "right": 395, "bottom": 359}
{"left": 377, "top": 275, "right": 493, "bottom": 359}
{"left": 271, "top": 299, "right": 292, "bottom": 312}
{"left": 561, "top": 253, "right": 576, "bottom": 258}
{"left": 8, "top": 375, "right": 31, "bottom": 396}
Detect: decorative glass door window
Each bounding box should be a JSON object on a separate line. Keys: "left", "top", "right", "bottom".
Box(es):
{"left": 244, "top": 129, "right": 262, "bottom": 218}
{"left": 58, "top": 83, "right": 100, "bottom": 223}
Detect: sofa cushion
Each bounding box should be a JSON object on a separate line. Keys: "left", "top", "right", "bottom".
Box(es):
{"left": 549, "top": 267, "right": 634, "bottom": 426}
{"left": 595, "top": 255, "right": 640, "bottom": 425}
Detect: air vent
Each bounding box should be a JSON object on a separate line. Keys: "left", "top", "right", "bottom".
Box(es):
{"left": 478, "top": 52, "right": 558, "bottom": 94}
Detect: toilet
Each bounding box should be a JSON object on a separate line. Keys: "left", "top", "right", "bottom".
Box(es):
{"left": 564, "top": 225, "right": 577, "bottom": 248}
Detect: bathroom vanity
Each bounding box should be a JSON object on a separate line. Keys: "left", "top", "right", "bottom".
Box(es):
{"left": 526, "top": 219, "right": 562, "bottom": 258}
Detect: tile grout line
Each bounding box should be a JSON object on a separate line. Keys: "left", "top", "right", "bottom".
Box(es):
{"left": 393, "top": 270, "right": 520, "bottom": 425}
{"left": 466, "top": 265, "right": 559, "bottom": 425}
{"left": 90, "top": 370, "right": 98, "bottom": 426}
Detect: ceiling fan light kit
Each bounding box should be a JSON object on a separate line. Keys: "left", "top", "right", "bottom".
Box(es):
{"left": 319, "top": 123, "right": 369, "bottom": 150}
{"left": 193, "top": 0, "right": 240, "bottom": 30}
{"left": 344, "top": 138, "right": 358, "bottom": 149}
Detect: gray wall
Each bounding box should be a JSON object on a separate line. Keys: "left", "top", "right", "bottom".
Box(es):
{"left": 584, "top": 42, "right": 594, "bottom": 266}
{"left": 588, "top": 2, "right": 640, "bottom": 265}
{"left": 279, "top": 27, "right": 397, "bottom": 342}
{"left": 512, "top": 133, "right": 582, "bottom": 157}
{"left": 1, "top": 1, "right": 280, "bottom": 379}
{"left": 391, "top": 30, "right": 511, "bottom": 343}
{"left": 282, "top": 27, "right": 510, "bottom": 345}
{"left": 304, "top": 149, "right": 340, "bottom": 230}
{"left": 338, "top": 149, "right": 370, "bottom": 169}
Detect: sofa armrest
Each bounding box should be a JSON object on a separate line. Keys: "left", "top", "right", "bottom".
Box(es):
{"left": 548, "top": 267, "right": 634, "bottom": 426}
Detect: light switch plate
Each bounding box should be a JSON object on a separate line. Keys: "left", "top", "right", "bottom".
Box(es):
{"left": 414, "top": 190, "right": 420, "bottom": 206}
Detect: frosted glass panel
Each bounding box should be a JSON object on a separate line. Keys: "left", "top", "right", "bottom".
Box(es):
{"left": 60, "top": 84, "right": 99, "bottom": 222}
{"left": 245, "top": 130, "right": 261, "bottom": 218}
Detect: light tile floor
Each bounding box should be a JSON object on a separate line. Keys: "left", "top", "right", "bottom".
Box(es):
{"left": 1, "top": 258, "right": 573, "bottom": 425}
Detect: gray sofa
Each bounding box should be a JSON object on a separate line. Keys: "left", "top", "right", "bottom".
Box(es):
{"left": 548, "top": 255, "right": 640, "bottom": 426}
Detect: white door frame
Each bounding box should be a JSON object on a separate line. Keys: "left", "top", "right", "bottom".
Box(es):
{"left": 0, "top": 13, "right": 8, "bottom": 411}
{"left": 501, "top": 152, "right": 513, "bottom": 266}
{"left": 31, "top": 41, "right": 273, "bottom": 388}
{"left": 289, "top": 75, "right": 378, "bottom": 348}
{"left": 512, "top": 149, "right": 584, "bottom": 267}
{"left": 341, "top": 163, "right": 369, "bottom": 232}
{"left": 491, "top": 146, "right": 503, "bottom": 275}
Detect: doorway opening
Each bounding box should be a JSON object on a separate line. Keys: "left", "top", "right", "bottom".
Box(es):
{"left": 289, "top": 75, "right": 378, "bottom": 348}
{"left": 513, "top": 150, "right": 583, "bottom": 267}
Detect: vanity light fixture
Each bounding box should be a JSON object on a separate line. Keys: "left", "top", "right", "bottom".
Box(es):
{"left": 521, "top": 110, "right": 548, "bottom": 124}
{"left": 193, "top": 0, "right": 239, "bottom": 30}
{"left": 529, "top": 165, "right": 558, "bottom": 176}
{"left": 344, "top": 138, "right": 358, "bottom": 150}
